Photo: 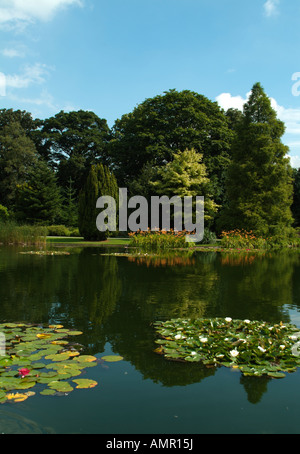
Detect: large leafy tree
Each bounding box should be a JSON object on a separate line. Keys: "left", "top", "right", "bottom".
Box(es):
{"left": 33, "top": 110, "right": 111, "bottom": 197}
{"left": 218, "top": 83, "right": 294, "bottom": 236}
{"left": 0, "top": 108, "right": 37, "bottom": 135}
{"left": 110, "top": 89, "right": 233, "bottom": 205}
{"left": 78, "top": 163, "right": 118, "bottom": 241}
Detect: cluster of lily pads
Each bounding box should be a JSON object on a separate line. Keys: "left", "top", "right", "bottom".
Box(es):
{"left": 0, "top": 322, "right": 123, "bottom": 404}
{"left": 154, "top": 317, "right": 300, "bottom": 378}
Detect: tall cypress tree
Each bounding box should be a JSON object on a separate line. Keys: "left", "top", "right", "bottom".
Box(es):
{"left": 78, "top": 163, "right": 118, "bottom": 241}
{"left": 218, "top": 83, "right": 294, "bottom": 237}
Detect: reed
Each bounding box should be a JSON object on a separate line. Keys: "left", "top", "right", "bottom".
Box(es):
{"left": 129, "top": 229, "right": 192, "bottom": 251}
{"left": 0, "top": 221, "right": 47, "bottom": 246}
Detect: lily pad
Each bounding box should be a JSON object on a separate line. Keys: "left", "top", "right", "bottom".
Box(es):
{"left": 154, "top": 317, "right": 300, "bottom": 379}
{"left": 101, "top": 356, "right": 123, "bottom": 363}
{"left": 0, "top": 322, "right": 100, "bottom": 403}
{"left": 72, "top": 379, "right": 98, "bottom": 389}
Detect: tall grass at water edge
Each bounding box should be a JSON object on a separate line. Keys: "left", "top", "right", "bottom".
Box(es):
{"left": 0, "top": 221, "right": 47, "bottom": 246}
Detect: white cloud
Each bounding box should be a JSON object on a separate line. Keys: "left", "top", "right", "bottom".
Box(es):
{"left": 264, "top": 0, "right": 280, "bottom": 17}
{"left": 5, "top": 63, "right": 52, "bottom": 89}
{"left": 2, "top": 47, "right": 25, "bottom": 58}
{"left": 289, "top": 155, "right": 300, "bottom": 169}
{"left": 0, "top": 0, "right": 82, "bottom": 28}
{"left": 215, "top": 93, "right": 248, "bottom": 112}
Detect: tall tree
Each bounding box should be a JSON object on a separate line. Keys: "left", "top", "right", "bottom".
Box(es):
{"left": 15, "top": 159, "right": 62, "bottom": 225}
{"left": 110, "top": 89, "right": 233, "bottom": 205}
{"left": 78, "top": 164, "right": 118, "bottom": 241}
{"left": 0, "top": 121, "right": 39, "bottom": 209}
{"left": 33, "top": 110, "right": 111, "bottom": 197}
{"left": 218, "top": 83, "right": 294, "bottom": 236}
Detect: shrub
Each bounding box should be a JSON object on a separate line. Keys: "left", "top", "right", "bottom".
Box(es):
{"left": 47, "top": 225, "right": 71, "bottom": 237}
{"left": 201, "top": 228, "right": 217, "bottom": 245}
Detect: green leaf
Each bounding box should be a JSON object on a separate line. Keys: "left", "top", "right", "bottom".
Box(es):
{"left": 101, "top": 355, "right": 123, "bottom": 362}
{"left": 72, "top": 379, "right": 98, "bottom": 389}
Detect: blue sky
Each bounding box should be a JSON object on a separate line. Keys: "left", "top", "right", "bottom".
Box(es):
{"left": 1, "top": 0, "right": 300, "bottom": 168}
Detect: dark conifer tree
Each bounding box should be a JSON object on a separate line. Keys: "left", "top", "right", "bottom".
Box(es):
{"left": 218, "top": 83, "right": 294, "bottom": 237}
{"left": 78, "top": 163, "right": 118, "bottom": 241}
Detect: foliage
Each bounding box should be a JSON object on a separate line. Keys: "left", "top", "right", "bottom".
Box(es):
{"left": 32, "top": 110, "right": 111, "bottom": 197}
{"left": 220, "top": 228, "right": 300, "bottom": 250}
{"left": 0, "top": 121, "right": 39, "bottom": 209}
{"left": 200, "top": 228, "right": 217, "bottom": 245}
{"left": 46, "top": 225, "right": 80, "bottom": 237}
{"left": 78, "top": 163, "right": 119, "bottom": 241}
{"left": 110, "top": 89, "right": 233, "bottom": 206}
{"left": 0, "top": 323, "right": 101, "bottom": 403}
{"left": 292, "top": 167, "right": 300, "bottom": 227}
{"left": 151, "top": 149, "right": 218, "bottom": 224}
{"left": 154, "top": 317, "right": 300, "bottom": 378}
{"left": 129, "top": 229, "right": 193, "bottom": 251}
{"left": 15, "top": 160, "right": 62, "bottom": 225}
{"left": 0, "top": 108, "right": 38, "bottom": 136}
{"left": 0, "top": 204, "right": 9, "bottom": 222}
{"left": 0, "top": 221, "right": 47, "bottom": 245}
{"left": 60, "top": 177, "right": 78, "bottom": 227}
{"left": 218, "top": 83, "right": 294, "bottom": 237}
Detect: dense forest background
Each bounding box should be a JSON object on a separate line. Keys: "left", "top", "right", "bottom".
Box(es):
{"left": 0, "top": 83, "right": 299, "bottom": 239}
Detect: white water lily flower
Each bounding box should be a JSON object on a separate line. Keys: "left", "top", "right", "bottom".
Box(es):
{"left": 280, "top": 345, "right": 286, "bottom": 350}
{"left": 244, "top": 319, "right": 250, "bottom": 324}
{"left": 191, "top": 351, "right": 197, "bottom": 356}
{"left": 174, "top": 334, "right": 182, "bottom": 340}
{"left": 258, "top": 346, "right": 266, "bottom": 353}
{"left": 199, "top": 337, "right": 208, "bottom": 343}
{"left": 225, "top": 317, "right": 232, "bottom": 323}
{"left": 230, "top": 349, "right": 239, "bottom": 358}
{"left": 289, "top": 335, "right": 298, "bottom": 341}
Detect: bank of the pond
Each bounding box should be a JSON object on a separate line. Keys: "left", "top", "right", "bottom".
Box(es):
{"left": 45, "top": 237, "right": 300, "bottom": 254}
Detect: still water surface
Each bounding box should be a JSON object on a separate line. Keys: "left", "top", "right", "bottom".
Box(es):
{"left": 0, "top": 246, "right": 300, "bottom": 434}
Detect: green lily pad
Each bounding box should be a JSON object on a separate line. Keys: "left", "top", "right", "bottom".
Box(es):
{"left": 72, "top": 379, "right": 98, "bottom": 389}
{"left": 154, "top": 317, "right": 300, "bottom": 380}
{"left": 40, "top": 389, "right": 56, "bottom": 396}
{"left": 0, "top": 322, "right": 100, "bottom": 402}
{"left": 101, "top": 355, "right": 123, "bottom": 363}
{"left": 48, "top": 381, "right": 74, "bottom": 393}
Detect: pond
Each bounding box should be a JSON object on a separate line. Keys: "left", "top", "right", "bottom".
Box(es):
{"left": 0, "top": 245, "right": 300, "bottom": 434}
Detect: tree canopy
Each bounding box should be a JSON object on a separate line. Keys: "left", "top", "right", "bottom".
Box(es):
{"left": 110, "top": 89, "right": 233, "bottom": 205}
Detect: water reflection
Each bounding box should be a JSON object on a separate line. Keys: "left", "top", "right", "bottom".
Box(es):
{"left": 0, "top": 247, "right": 300, "bottom": 406}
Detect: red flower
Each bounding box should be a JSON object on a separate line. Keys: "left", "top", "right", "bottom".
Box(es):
{"left": 19, "top": 368, "right": 30, "bottom": 378}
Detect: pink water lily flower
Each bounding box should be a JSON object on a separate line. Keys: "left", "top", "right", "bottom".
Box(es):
{"left": 18, "top": 368, "right": 31, "bottom": 378}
